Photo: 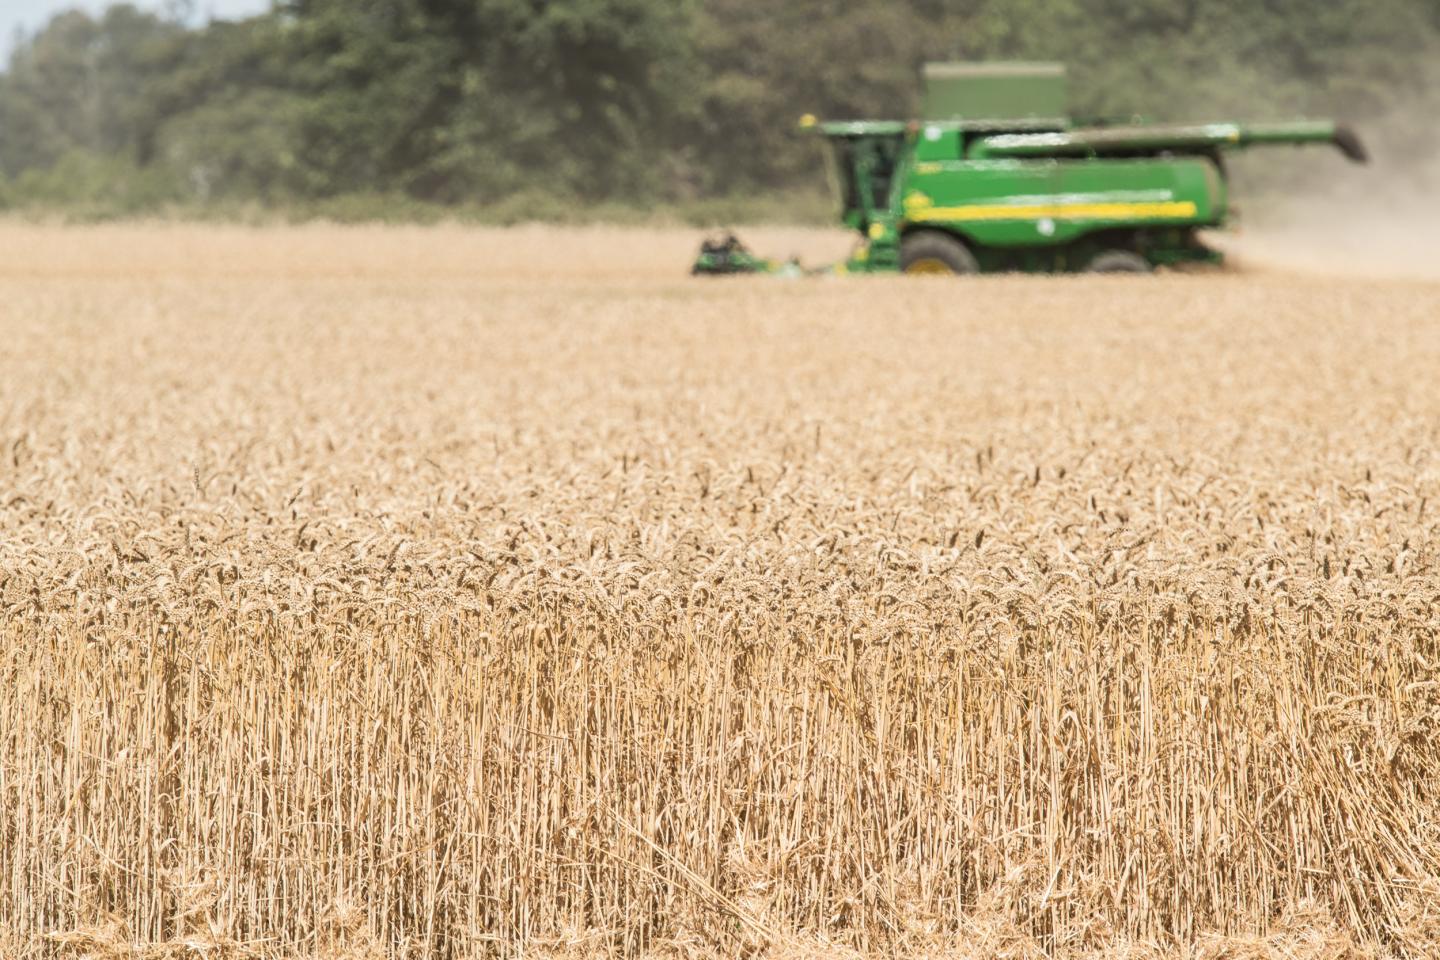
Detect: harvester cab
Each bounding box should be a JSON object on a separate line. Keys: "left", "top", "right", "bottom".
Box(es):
{"left": 692, "top": 61, "right": 1367, "bottom": 276}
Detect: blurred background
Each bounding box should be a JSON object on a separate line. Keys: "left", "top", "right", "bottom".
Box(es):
{"left": 0, "top": 0, "right": 1437, "bottom": 222}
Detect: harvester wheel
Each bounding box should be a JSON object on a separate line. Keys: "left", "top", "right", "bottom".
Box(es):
{"left": 1085, "top": 250, "right": 1153, "bottom": 274}
{"left": 901, "top": 232, "right": 978, "bottom": 276}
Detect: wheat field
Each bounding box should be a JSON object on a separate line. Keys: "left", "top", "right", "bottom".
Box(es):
{"left": 1, "top": 224, "right": 1439, "bottom": 960}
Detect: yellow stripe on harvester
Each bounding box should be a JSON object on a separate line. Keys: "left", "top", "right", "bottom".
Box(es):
{"left": 911, "top": 200, "right": 1198, "bottom": 222}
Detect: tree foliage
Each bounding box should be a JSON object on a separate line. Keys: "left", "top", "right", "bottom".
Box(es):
{"left": 0, "top": 0, "right": 1435, "bottom": 212}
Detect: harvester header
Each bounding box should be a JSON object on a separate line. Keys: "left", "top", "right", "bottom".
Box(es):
{"left": 693, "top": 61, "right": 1367, "bottom": 276}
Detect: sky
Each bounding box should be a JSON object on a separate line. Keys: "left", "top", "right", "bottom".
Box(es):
{"left": 2, "top": 0, "right": 270, "bottom": 64}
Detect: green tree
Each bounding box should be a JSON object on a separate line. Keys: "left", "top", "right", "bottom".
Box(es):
{"left": 0, "top": 0, "right": 1437, "bottom": 212}
{"left": 0, "top": 6, "right": 192, "bottom": 176}
{"left": 270, "top": 0, "right": 695, "bottom": 202}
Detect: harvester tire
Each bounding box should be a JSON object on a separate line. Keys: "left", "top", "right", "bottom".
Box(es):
{"left": 1086, "top": 250, "right": 1153, "bottom": 274}
{"left": 901, "top": 232, "right": 978, "bottom": 276}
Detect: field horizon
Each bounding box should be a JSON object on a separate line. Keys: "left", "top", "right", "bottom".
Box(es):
{"left": 2, "top": 224, "right": 1438, "bottom": 960}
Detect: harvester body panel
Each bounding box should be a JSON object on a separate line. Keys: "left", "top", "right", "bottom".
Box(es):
{"left": 901, "top": 156, "right": 1225, "bottom": 249}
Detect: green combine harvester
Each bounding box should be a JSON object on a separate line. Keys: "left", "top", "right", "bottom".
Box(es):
{"left": 692, "top": 62, "right": 1367, "bottom": 276}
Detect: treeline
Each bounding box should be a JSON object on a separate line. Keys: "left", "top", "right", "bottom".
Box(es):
{"left": 1, "top": 0, "right": 1437, "bottom": 218}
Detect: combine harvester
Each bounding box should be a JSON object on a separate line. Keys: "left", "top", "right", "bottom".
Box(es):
{"left": 693, "top": 62, "right": 1367, "bottom": 276}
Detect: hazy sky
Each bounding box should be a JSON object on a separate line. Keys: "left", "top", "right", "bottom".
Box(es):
{"left": 3, "top": 0, "right": 270, "bottom": 63}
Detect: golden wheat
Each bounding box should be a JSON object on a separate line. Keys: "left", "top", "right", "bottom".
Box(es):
{"left": 0, "top": 223, "right": 1438, "bottom": 960}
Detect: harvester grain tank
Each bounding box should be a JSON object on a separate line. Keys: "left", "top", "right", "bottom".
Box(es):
{"left": 693, "top": 62, "right": 1367, "bottom": 275}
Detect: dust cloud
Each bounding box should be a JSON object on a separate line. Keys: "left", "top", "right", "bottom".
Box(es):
{"left": 1218, "top": 194, "right": 1440, "bottom": 282}
{"left": 1217, "top": 111, "right": 1440, "bottom": 282}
